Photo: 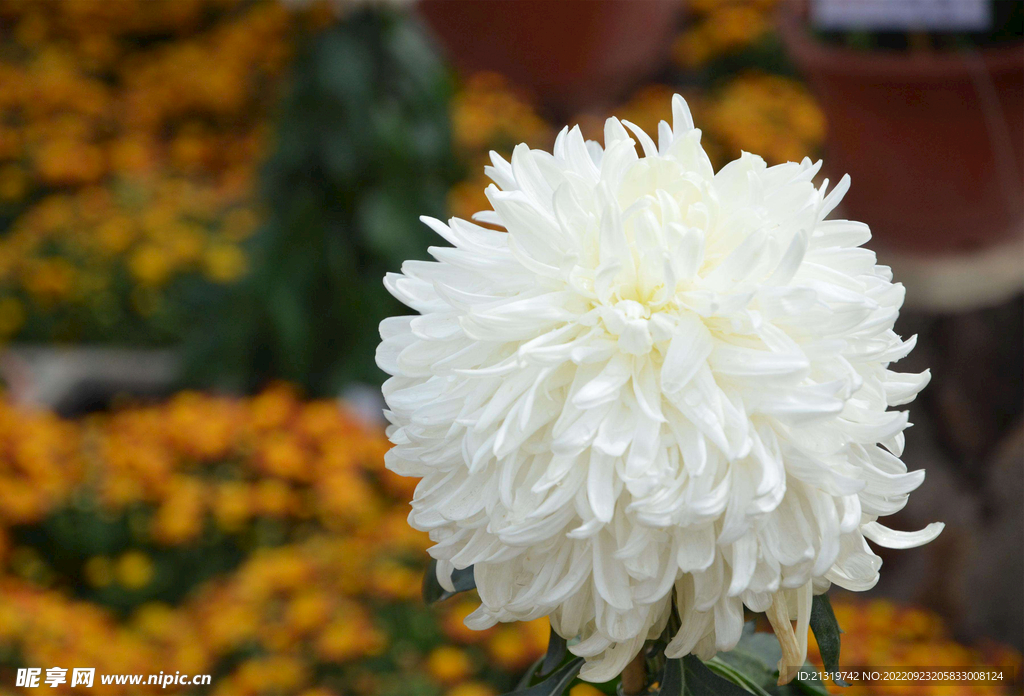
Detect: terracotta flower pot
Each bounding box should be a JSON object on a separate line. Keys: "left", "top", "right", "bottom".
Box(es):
{"left": 778, "top": 6, "right": 1024, "bottom": 254}
{"left": 417, "top": 0, "right": 683, "bottom": 117}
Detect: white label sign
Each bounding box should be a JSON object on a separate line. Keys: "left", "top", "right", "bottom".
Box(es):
{"left": 811, "top": 0, "right": 992, "bottom": 31}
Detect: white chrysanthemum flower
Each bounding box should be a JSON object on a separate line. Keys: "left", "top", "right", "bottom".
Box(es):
{"left": 378, "top": 94, "right": 942, "bottom": 683}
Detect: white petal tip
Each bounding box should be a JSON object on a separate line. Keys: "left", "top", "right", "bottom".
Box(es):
{"left": 862, "top": 521, "right": 944, "bottom": 549}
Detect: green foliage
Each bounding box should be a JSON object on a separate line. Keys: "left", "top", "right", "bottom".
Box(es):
{"left": 700, "top": 34, "right": 800, "bottom": 86}
{"left": 703, "top": 623, "right": 835, "bottom": 696}
{"left": 508, "top": 658, "right": 584, "bottom": 696}
{"left": 659, "top": 657, "right": 684, "bottom": 696}
{"left": 488, "top": 614, "right": 846, "bottom": 696}
{"left": 809, "top": 594, "right": 847, "bottom": 687}
{"left": 540, "top": 628, "right": 568, "bottom": 677}
{"left": 422, "top": 558, "right": 476, "bottom": 604}
{"left": 184, "top": 8, "right": 457, "bottom": 395}
{"left": 13, "top": 496, "right": 261, "bottom": 616}
{"left": 681, "top": 654, "right": 752, "bottom": 695}
{"left": 9, "top": 265, "right": 194, "bottom": 347}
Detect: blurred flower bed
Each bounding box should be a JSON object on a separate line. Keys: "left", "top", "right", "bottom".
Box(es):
{"left": 0, "top": 386, "right": 548, "bottom": 696}
{"left": 0, "top": 388, "right": 1018, "bottom": 696}
{"left": 0, "top": 0, "right": 327, "bottom": 345}
{"left": 0, "top": 0, "right": 823, "bottom": 350}
{"left": 808, "top": 602, "right": 1021, "bottom": 696}
{"left": 445, "top": 0, "right": 825, "bottom": 223}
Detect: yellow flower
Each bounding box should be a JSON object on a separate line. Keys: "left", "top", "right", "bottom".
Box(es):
{"left": 0, "top": 602, "right": 26, "bottom": 642}
{"left": 708, "top": 4, "right": 768, "bottom": 50}
{"left": 23, "top": 257, "right": 76, "bottom": 303}
{"left": 213, "top": 481, "right": 251, "bottom": 532}
{"left": 116, "top": 550, "right": 155, "bottom": 590}
{"left": 167, "top": 223, "right": 206, "bottom": 264}
{"left": 234, "top": 655, "right": 307, "bottom": 693}
{"left": 84, "top": 555, "right": 114, "bottom": 588}
{"left": 368, "top": 560, "right": 421, "bottom": 602}
{"left": 133, "top": 602, "right": 179, "bottom": 637}
{"left": 452, "top": 72, "right": 549, "bottom": 153}
{"left": 222, "top": 207, "right": 259, "bottom": 241}
{"left": 672, "top": 30, "right": 714, "bottom": 69}
{"left": 447, "top": 683, "right": 497, "bottom": 696}
{"left": 203, "top": 601, "right": 259, "bottom": 651}
{"left": 444, "top": 598, "right": 491, "bottom": 645}
{"left": 253, "top": 478, "right": 297, "bottom": 517}
{"left": 317, "top": 471, "right": 378, "bottom": 527}
{"left": 487, "top": 625, "right": 537, "bottom": 671}
{"left": 569, "top": 686, "right": 605, "bottom": 696}
{"left": 170, "top": 129, "right": 214, "bottom": 171}
{"left": 0, "top": 126, "right": 23, "bottom": 161}
{"left": 203, "top": 242, "right": 247, "bottom": 282}
{"left": 33, "top": 138, "right": 106, "bottom": 185}
{"left": 706, "top": 73, "right": 825, "bottom": 166}
{"left": 251, "top": 383, "right": 298, "bottom": 430}
{"left": 111, "top": 135, "right": 156, "bottom": 174}
{"left": 260, "top": 432, "right": 308, "bottom": 480}
{"left": 672, "top": 2, "right": 778, "bottom": 70}
{"left": 427, "top": 646, "right": 474, "bottom": 685}
{"left": 520, "top": 617, "right": 551, "bottom": 655}
{"left": 163, "top": 392, "right": 238, "bottom": 459}
{"left": 286, "top": 590, "right": 332, "bottom": 634}
{"left": 151, "top": 477, "right": 205, "bottom": 544}
{"left": 129, "top": 244, "right": 173, "bottom": 286}
{"left": 316, "top": 619, "right": 374, "bottom": 662}
{"left": 0, "top": 164, "right": 27, "bottom": 201}
{"left": 173, "top": 640, "right": 210, "bottom": 675}
{"left": 0, "top": 297, "right": 25, "bottom": 338}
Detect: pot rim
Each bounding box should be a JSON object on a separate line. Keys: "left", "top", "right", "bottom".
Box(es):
{"left": 777, "top": 2, "right": 1024, "bottom": 80}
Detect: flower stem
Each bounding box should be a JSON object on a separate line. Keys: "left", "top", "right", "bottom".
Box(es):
{"left": 621, "top": 651, "right": 646, "bottom": 696}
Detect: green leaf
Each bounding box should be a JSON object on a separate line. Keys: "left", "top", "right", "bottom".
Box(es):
{"left": 507, "top": 657, "right": 584, "bottom": 696}
{"left": 792, "top": 667, "right": 832, "bottom": 696}
{"left": 422, "top": 559, "right": 475, "bottom": 604}
{"left": 733, "top": 631, "right": 783, "bottom": 670}
{"left": 715, "top": 646, "right": 773, "bottom": 678}
{"left": 682, "top": 655, "right": 751, "bottom": 696}
{"left": 718, "top": 630, "right": 787, "bottom": 694}
{"left": 540, "top": 627, "right": 568, "bottom": 676}
{"left": 516, "top": 657, "right": 544, "bottom": 691}
{"left": 707, "top": 658, "right": 772, "bottom": 696}
{"left": 721, "top": 628, "right": 837, "bottom": 695}
{"left": 809, "top": 595, "right": 848, "bottom": 687}
{"left": 660, "top": 657, "right": 684, "bottom": 696}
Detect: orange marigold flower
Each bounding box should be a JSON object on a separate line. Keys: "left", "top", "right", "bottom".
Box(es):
{"left": 427, "top": 646, "right": 475, "bottom": 685}
{"left": 487, "top": 625, "right": 537, "bottom": 671}
{"left": 447, "top": 683, "right": 498, "bottom": 696}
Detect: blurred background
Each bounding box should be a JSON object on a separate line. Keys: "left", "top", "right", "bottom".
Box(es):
{"left": 0, "top": 1, "right": 1020, "bottom": 695}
